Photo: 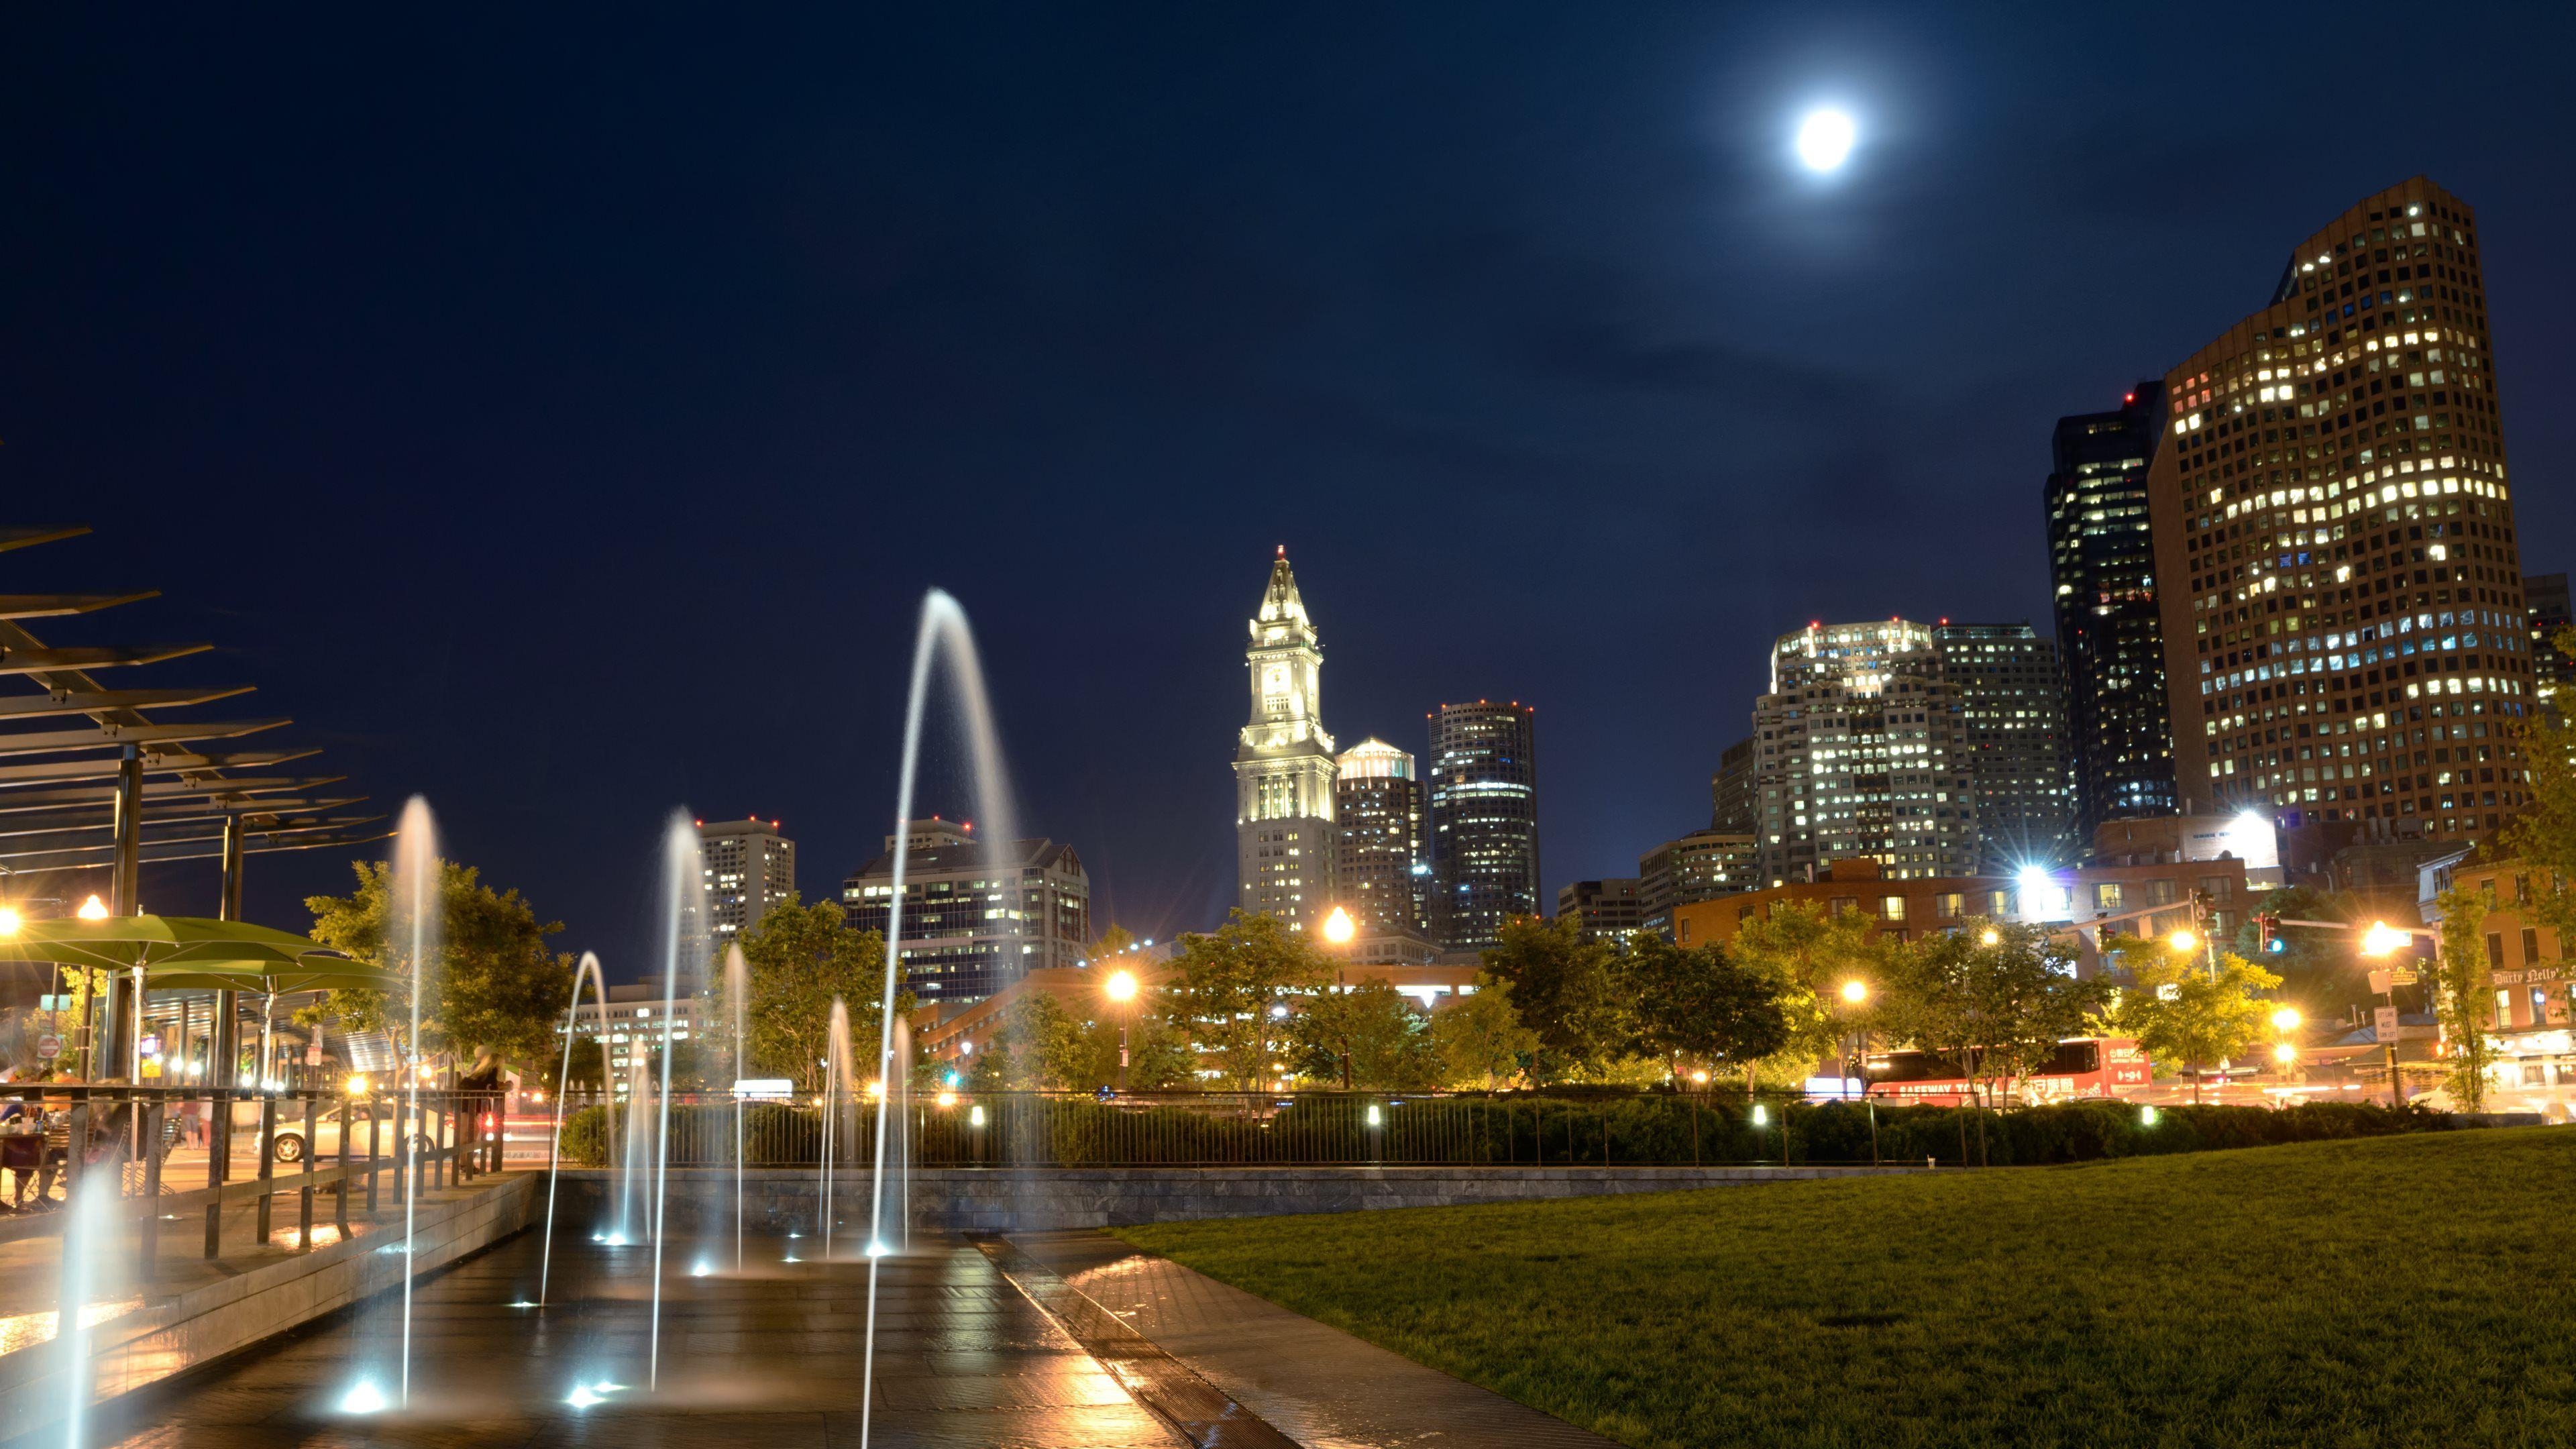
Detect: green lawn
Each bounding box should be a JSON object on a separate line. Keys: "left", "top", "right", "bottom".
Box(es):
{"left": 1115, "top": 1129, "right": 2576, "bottom": 1449}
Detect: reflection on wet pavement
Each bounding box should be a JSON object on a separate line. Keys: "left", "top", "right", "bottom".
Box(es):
{"left": 89, "top": 1231, "right": 1183, "bottom": 1448}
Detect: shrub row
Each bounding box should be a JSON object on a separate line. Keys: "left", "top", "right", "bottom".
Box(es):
{"left": 549, "top": 1093, "right": 2457, "bottom": 1169}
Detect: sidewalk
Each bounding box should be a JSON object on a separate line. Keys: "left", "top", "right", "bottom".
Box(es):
{"left": 1012, "top": 1228, "right": 1621, "bottom": 1449}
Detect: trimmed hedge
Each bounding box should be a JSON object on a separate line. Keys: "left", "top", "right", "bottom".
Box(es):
{"left": 546, "top": 1093, "right": 2459, "bottom": 1169}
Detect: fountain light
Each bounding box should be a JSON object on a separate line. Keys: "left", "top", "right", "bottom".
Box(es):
{"left": 509, "top": 1300, "right": 539, "bottom": 1309}
{"left": 864, "top": 1240, "right": 891, "bottom": 1258}
{"left": 566, "top": 1383, "right": 606, "bottom": 1409}
{"left": 337, "top": 1379, "right": 390, "bottom": 1414}
{"left": 690, "top": 1260, "right": 714, "bottom": 1277}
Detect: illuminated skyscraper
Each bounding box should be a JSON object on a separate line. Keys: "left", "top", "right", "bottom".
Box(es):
{"left": 1234, "top": 548, "right": 1337, "bottom": 932}
{"left": 2047, "top": 383, "right": 2178, "bottom": 836}
{"left": 698, "top": 816, "right": 796, "bottom": 945}
{"left": 1334, "top": 738, "right": 1426, "bottom": 934}
{"left": 1428, "top": 700, "right": 1539, "bottom": 949}
{"left": 1751, "top": 621, "right": 1977, "bottom": 885}
{"left": 2151, "top": 178, "right": 2535, "bottom": 847}
{"left": 1931, "top": 623, "right": 2078, "bottom": 870}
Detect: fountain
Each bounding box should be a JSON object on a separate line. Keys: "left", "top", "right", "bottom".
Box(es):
{"left": 859, "top": 589, "right": 1020, "bottom": 1449}
{"left": 723, "top": 943, "right": 749, "bottom": 1271}
{"left": 388, "top": 796, "right": 441, "bottom": 1409}
{"left": 819, "top": 997, "right": 853, "bottom": 1259}
{"left": 645, "top": 812, "right": 707, "bottom": 1393}
{"left": 55, "top": 1173, "right": 113, "bottom": 1448}
{"left": 537, "top": 951, "right": 613, "bottom": 1307}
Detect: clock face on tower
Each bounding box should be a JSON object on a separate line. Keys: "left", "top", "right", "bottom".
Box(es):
{"left": 1263, "top": 663, "right": 1289, "bottom": 700}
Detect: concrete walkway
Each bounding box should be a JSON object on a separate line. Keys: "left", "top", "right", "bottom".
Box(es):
{"left": 1014, "top": 1229, "right": 1620, "bottom": 1449}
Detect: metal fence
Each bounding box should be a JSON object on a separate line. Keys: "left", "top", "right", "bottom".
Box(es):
{"left": 0, "top": 1084, "right": 507, "bottom": 1277}
{"left": 548, "top": 1089, "right": 1876, "bottom": 1169}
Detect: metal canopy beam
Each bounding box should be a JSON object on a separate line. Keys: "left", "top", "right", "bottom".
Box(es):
{"left": 0, "top": 527, "right": 89, "bottom": 555}
{"left": 0, "top": 718, "right": 288, "bottom": 758}
{"left": 0, "top": 801, "right": 369, "bottom": 847}
{"left": 0, "top": 748, "right": 319, "bottom": 786}
{"left": 0, "top": 777, "right": 345, "bottom": 813}
{"left": 0, "top": 797, "right": 364, "bottom": 838}
{"left": 0, "top": 592, "right": 158, "bottom": 621}
{"left": 0, "top": 821, "right": 388, "bottom": 871}
{"left": 0, "top": 687, "right": 255, "bottom": 720}
{"left": 0, "top": 643, "right": 211, "bottom": 675}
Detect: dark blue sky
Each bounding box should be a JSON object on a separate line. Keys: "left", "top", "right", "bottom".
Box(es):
{"left": 6, "top": 4, "right": 2573, "bottom": 979}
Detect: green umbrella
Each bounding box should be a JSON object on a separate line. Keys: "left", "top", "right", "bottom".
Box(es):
{"left": 0, "top": 914, "right": 392, "bottom": 992}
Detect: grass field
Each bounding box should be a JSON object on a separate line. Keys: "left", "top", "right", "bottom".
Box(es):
{"left": 1116, "top": 1129, "right": 2576, "bottom": 1448}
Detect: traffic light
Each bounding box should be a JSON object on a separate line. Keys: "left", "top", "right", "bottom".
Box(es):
{"left": 2256, "top": 913, "right": 2287, "bottom": 955}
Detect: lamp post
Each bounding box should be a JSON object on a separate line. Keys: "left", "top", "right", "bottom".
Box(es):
{"left": 2360, "top": 919, "right": 2422, "bottom": 1109}
{"left": 1104, "top": 969, "right": 1138, "bottom": 1093}
{"left": 1322, "top": 908, "right": 1356, "bottom": 1089}
{"left": 1838, "top": 979, "right": 1878, "bottom": 1166}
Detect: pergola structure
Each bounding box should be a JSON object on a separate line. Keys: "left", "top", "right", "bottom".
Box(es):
{"left": 0, "top": 525, "right": 390, "bottom": 1079}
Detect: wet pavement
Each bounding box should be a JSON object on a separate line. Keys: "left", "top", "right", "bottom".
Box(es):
{"left": 83, "top": 1231, "right": 1183, "bottom": 1448}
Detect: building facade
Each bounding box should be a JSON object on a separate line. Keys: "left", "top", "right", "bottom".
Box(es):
{"left": 843, "top": 818, "right": 1091, "bottom": 1005}
{"left": 2418, "top": 852, "right": 2576, "bottom": 1116}
{"left": 1556, "top": 877, "right": 1642, "bottom": 945}
{"left": 1637, "top": 827, "right": 1759, "bottom": 939}
{"left": 2151, "top": 178, "right": 2536, "bottom": 849}
{"left": 1234, "top": 549, "right": 1338, "bottom": 932}
{"left": 1931, "top": 623, "right": 2078, "bottom": 871}
{"left": 1752, "top": 621, "right": 1978, "bottom": 886}
{"left": 1711, "top": 737, "right": 1757, "bottom": 833}
{"left": 2526, "top": 573, "right": 2571, "bottom": 707}
{"left": 698, "top": 816, "right": 796, "bottom": 947}
{"left": 1428, "top": 700, "right": 1540, "bottom": 949}
{"left": 2047, "top": 384, "right": 2179, "bottom": 836}
{"left": 1334, "top": 737, "right": 1426, "bottom": 934}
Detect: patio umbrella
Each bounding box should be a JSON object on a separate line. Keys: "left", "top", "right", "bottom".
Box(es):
{"left": 0, "top": 914, "right": 396, "bottom": 1079}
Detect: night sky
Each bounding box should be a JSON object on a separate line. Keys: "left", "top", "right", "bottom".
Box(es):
{"left": 7, "top": 5, "right": 2574, "bottom": 980}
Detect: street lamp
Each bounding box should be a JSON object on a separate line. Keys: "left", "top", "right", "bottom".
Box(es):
{"left": 1836, "top": 981, "right": 1878, "bottom": 1165}
{"left": 2360, "top": 921, "right": 2412, "bottom": 957}
{"left": 2270, "top": 1006, "right": 2302, "bottom": 1032}
{"left": 76, "top": 895, "right": 109, "bottom": 922}
{"left": 1322, "top": 906, "right": 1354, "bottom": 946}
{"left": 0, "top": 906, "right": 19, "bottom": 937}
{"left": 1105, "top": 969, "right": 1138, "bottom": 1093}
{"left": 1980, "top": 928, "right": 2000, "bottom": 947}
{"left": 2168, "top": 928, "right": 2198, "bottom": 954}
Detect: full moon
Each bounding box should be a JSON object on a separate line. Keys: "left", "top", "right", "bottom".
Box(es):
{"left": 1794, "top": 108, "right": 1856, "bottom": 172}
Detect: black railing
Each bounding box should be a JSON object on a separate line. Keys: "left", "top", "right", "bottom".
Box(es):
{"left": 0, "top": 1084, "right": 508, "bottom": 1277}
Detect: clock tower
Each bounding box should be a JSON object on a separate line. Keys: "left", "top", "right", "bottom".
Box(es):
{"left": 1234, "top": 547, "right": 1337, "bottom": 930}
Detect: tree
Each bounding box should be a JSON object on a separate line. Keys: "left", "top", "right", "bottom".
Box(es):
{"left": 1626, "top": 934, "right": 1788, "bottom": 1081}
{"left": 724, "top": 893, "right": 902, "bottom": 1090}
{"left": 1165, "top": 910, "right": 1330, "bottom": 1089}
{"left": 972, "top": 993, "right": 1090, "bottom": 1089}
{"left": 2430, "top": 883, "right": 2502, "bottom": 1111}
{"left": 1431, "top": 973, "right": 1538, "bottom": 1089}
{"left": 1287, "top": 981, "right": 1442, "bottom": 1089}
{"left": 1479, "top": 914, "right": 1633, "bottom": 1081}
{"left": 1077, "top": 1000, "right": 1197, "bottom": 1089}
{"left": 1880, "top": 923, "right": 2103, "bottom": 1102}
{"left": 1727, "top": 902, "right": 1886, "bottom": 1085}
{"left": 2102, "top": 936, "right": 2282, "bottom": 1104}
{"left": 305, "top": 859, "right": 575, "bottom": 1071}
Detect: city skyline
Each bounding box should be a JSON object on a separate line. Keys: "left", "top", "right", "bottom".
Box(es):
{"left": 7, "top": 10, "right": 2573, "bottom": 977}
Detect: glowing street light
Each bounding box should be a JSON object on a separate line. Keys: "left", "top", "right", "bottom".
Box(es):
{"left": 1322, "top": 906, "right": 1354, "bottom": 946}
{"left": 1104, "top": 970, "right": 1138, "bottom": 1003}
{"left": 76, "top": 895, "right": 109, "bottom": 921}
{"left": 1794, "top": 108, "right": 1857, "bottom": 172}
{"left": 2361, "top": 921, "right": 2412, "bottom": 957}
{"left": 2273, "top": 1042, "right": 2299, "bottom": 1065}
{"left": 2168, "top": 928, "right": 2198, "bottom": 954}
{"left": 0, "top": 906, "right": 18, "bottom": 937}
{"left": 2270, "top": 1007, "right": 2302, "bottom": 1032}
{"left": 1980, "top": 928, "right": 2000, "bottom": 947}
{"left": 1839, "top": 979, "right": 1869, "bottom": 1005}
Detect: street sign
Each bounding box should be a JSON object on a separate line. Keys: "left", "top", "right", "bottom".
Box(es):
{"left": 2367, "top": 969, "right": 2421, "bottom": 996}
{"left": 2374, "top": 1006, "right": 2401, "bottom": 1040}
{"left": 35, "top": 1034, "right": 60, "bottom": 1061}
{"left": 304, "top": 1041, "right": 323, "bottom": 1065}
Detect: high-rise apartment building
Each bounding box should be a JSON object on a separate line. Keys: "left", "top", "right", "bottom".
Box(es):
{"left": 1333, "top": 737, "right": 1426, "bottom": 934}
{"left": 2150, "top": 178, "right": 2536, "bottom": 848}
{"left": 2047, "top": 384, "right": 2179, "bottom": 836}
{"left": 698, "top": 816, "right": 796, "bottom": 945}
{"left": 1751, "top": 621, "right": 1978, "bottom": 885}
{"left": 1711, "top": 737, "right": 1757, "bottom": 833}
{"left": 1556, "top": 877, "right": 1642, "bottom": 945}
{"left": 842, "top": 818, "right": 1090, "bottom": 1004}
{"left": 1931, "top": 624, "right": 2078, "bottom": 871}
{"left": 1636, "top": 827, "right": 1758, "bottom": 939}
{"left": 1233, "top": 549, "right": 1337, "bottom": 932}
{"left": 2525, "top": 574, "right": 2571, "bottom": 706}
{"left": 1428, "top": 700, "right": 1540, "bottom": 949}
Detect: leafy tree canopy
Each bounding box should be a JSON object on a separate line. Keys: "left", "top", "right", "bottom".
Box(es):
{"left": 1287, "top": 980, "right": 1441, "bottom": 1090}
{"left": 305, "top": 858, "right": 574, "bottom": 1069}
{"left": 1432, "top": 973, "right": 1538, "bottom": 1089}
{"left": 1167, "top": 910, "right": 1329, "bottom": 1089}
{"left": 1480, "top": 914, "right": 1633, "bottom": 1081}
{"left": 720, "top": 893, "right": 906, "bottom": 1090}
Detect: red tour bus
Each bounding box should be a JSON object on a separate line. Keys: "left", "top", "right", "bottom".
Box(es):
{"left": 1863, "top": 1037, "right": 2151, "bottom": 1106}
